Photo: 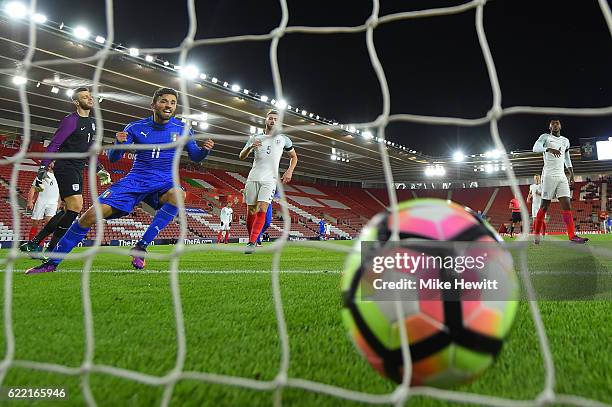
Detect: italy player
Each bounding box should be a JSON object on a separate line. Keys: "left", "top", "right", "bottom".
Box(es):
{"left": 526, "top": 174, "right": 546, "bottom": 235}
{"left": 239, "top": 109, "right": 298, "bottom": 253}
{"left": 318, "top": 218, "right": 325, "bottom": 240}
{"left": 26, "top": 87, "right": 214, "bottom": 274}
{"left": 218, "top": 202, "right": 233, "bottom": 244}
{"left": 532, "top": 119, "right": 587, "bottom": 244}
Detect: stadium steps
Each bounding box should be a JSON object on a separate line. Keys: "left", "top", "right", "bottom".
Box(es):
{"left": 280, "top": 200, "right": 350, "bottom": 238}
{"left": 0, "top": 222, "right": 14, "bottom": 241}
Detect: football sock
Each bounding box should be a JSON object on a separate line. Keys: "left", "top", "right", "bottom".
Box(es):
{"left": 46, "top": 210, "right": 79, "bottom": 251}
{"left": 541, "top": 219, "right": 547, "bottom": 235}
{"left": 509, "top": 225, "right": 514, "bottom": 236}
{"left": 246, "top": 212, "right": 255, "bottom": 235}
{"left": 249, "top": 211, "right": 267, "bottom": 244}
{"left": 31, "top": 210, "right": 64, "bottom": 244}
{"left": 28, "top": 226, "right": 38, "bottom": 241}
{"left": 49, "top": 222, "right": 90, "bottom": 266}
{"left": 534, "top": 208, "right": 546, "bottom": 235}
{"left": 138, "top": 203, "right": 178, "bottom": 248}
{"left": 224, "top": 231, "right": 230, "bottom": 244}
{"left": 561, "top": 210, "right": 576, "bottom": 239}
{"left": 217, "top": 230, "right": 223, "bottom": 242}
{"left": 257, "top": 216, "right": 272, "bottom": 244}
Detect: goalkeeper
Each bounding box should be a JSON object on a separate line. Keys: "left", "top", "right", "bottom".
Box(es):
{"left": 20, "top": 87, "right": 111, "bottom": 254}
{"left": 26, "top": 87, "right": 214, "bottom": 274}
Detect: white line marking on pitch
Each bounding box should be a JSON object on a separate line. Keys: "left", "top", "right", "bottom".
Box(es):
{"left": 8, "top": 269, "right": 343, "bottom": 274}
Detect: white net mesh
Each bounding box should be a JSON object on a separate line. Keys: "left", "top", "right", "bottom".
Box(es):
{"left": 1, "top": 0, "right": 611, "bottom": 405}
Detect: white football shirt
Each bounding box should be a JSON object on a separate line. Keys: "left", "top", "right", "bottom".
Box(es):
{"left": 32, "top": 172, "right": 59, "bottom": 203}
{"left": 220, "top": 206, "right": 233, "bottom": 223}
{"left": 529, "top": 183, "right": 542, "bottom": 212}
{"left": 244, "top": 134, "right": 293, "bottom": 182}
{"left": 532, "top": 133, "right": 572, "bottom": 177}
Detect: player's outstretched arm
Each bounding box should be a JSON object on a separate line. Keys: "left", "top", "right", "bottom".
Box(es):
{"left": 526, "top": 190, "right": 532, "bottom": 203}
{"left": 108, "top": 130, "right": 134, "bottom": 162}
{"left": 186, "top": 138, "right": 214, "bottom": 162}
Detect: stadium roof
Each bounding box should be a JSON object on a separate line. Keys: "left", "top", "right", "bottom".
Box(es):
{"left": 1, "top": 16, "right": 611, "bottom": 184}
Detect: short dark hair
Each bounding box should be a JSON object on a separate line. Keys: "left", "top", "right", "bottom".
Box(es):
{"left": 549, "top": 118, "right": 561, "bottom": 123}
{"left": 152, "top": 87, "right": 178, "bottom": 104}
{"left": 267, "top": 109, "right": 279, "bottom": 116}
{"left": 71, "top": 87, "right": 89, "bottom": 101}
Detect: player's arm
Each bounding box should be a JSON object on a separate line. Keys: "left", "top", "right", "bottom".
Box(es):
{"left": 185, "top": 129, "right": 214, "bottom": 162}
{"left": 35, "top": 115, "right": 78, "bottom": 191}
{"left": 565, "top": 147, "right": 575, "bottom": 185}
{"left": 27, "top": 184, "right": 37, "bottom": 211}
{"left": 108, "top": 126, "right": 136, "bottom": 162}
{"left": 239, "top": 136, "right": 261, "bottom": 160}
{"left": 41, "top": 114, "right": 78, "bottom": 169}
{"left": 526, "top": 190, "right": 532, "bottom": 203}
{"left": 508, "top": 201, "right": 512, "bottom": 209}
{"left": 281, "top": 136, "right": 297, "bottom": 184}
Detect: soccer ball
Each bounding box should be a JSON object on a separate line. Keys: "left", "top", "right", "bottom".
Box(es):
{"left": 341, "top": 199, "right": 519, "bottom": 388}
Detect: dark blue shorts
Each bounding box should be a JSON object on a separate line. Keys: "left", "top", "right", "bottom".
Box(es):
{"left": 98, "top": 175, "right": 176, "bottom": 218}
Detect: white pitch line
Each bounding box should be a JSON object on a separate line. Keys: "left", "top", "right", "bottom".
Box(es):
{"left": 8, "top": 269, "right": 343, "bottom": 274}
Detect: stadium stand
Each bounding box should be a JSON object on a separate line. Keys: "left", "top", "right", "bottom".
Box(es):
{"left": 1, "top": 143, "right": 606, "bottom": 244}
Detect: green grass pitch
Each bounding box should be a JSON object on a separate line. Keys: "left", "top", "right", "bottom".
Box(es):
{"left": 0, "top": 236, "right": 611, "bottom": 406}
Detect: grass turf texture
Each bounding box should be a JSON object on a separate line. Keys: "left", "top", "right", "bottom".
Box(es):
{"left": 0, "top": 237, "right": 610, "bottom": 406}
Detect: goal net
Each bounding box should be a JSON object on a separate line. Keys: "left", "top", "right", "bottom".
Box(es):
{"left": 1, "top": 0, "right": 611, "bottom": 406}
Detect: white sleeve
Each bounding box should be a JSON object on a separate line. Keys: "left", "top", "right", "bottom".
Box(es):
{"left": 564, "top": 141, "right": 572, "bottom": 168}
{"left": 245, "top": 135, "right": 256, "bottom": 149}
{"left": 283, "top": 135, "right": 293, "bottom": 151}
{"left": 532, "top": 134, "right": 548, "bottom": 153}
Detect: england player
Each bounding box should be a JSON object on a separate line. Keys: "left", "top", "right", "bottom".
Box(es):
{"left": 324, "top": 222, "right": 331, "bottom": 240}
{"left": 218, "top": 202, "right": 233, "bottom": 244}
{"left": 256, "top": 190, "right": 279, "bottom": 246}
{"left": 526, "top": 174, "right": 546, "bottom": 235}
{"left": 239, "top": 109, "right": 298, "bottom": 253}
{"left": 532, "top": 119, "right": 588, "bottom": 244}
{"left": 20, "top": 87, "right": 111, "bottom": 255}
{"left": 26, "top": 162, "right": 60, "bottom": 249}
{"left": 26, "top": 87, "right": 214, "bottom": 274}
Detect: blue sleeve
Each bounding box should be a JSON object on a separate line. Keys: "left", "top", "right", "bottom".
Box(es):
{"left": 108, "top": 124, "right": 135, "bottom": 163}
{"left": 185, "top": 129, "right": 211, "bottom": 162}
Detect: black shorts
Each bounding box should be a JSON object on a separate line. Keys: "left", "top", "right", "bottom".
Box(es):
{"left": 511, "top": 212, "right": 521, "bottom": 223}
{"left": 54, "top": 167, "right": 83, "bottom": 200}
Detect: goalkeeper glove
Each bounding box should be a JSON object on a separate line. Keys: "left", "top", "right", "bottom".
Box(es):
{"left": 97, "top": 169, "right": 112, "bottom": 186}
{"left": 34, "top": 165, "right": 48, "bottom": 192}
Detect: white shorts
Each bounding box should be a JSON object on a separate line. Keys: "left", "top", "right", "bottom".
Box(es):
{"left": 541, "top": 175, "right": 571, "bottom": 200}
{"left": 32, "top": 201, "right": 58, "bottom": 220}
{"left": 220, "top": 220, "right": 231, "bottom": 231}
{"left": 244, "top": 180, "right": 276, "bottom": 206}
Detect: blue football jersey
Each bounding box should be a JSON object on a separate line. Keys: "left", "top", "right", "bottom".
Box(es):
{"left": 108, "top": 116, "right": 209, "bottom": 177}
